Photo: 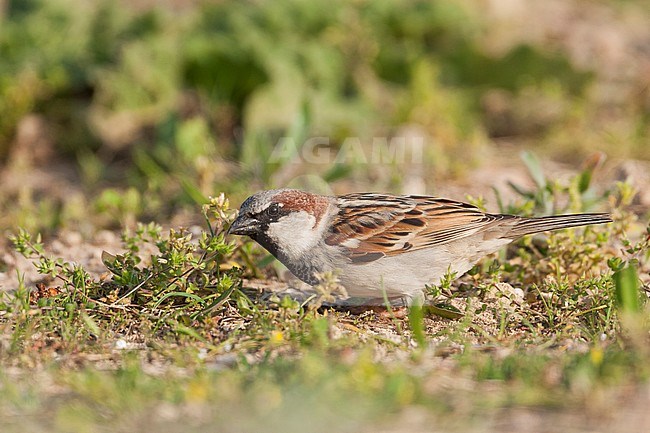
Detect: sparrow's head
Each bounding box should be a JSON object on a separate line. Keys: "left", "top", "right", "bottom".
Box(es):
{"left": 227, "top": 189, "right": 333, "bottom": 258}
{"left": 227, "top": 189, "right": 288, "bottom": 237}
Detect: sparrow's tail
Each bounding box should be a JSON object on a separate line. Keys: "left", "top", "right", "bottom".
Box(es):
{"left": 506, "top": 213, "right": 612, "bottom": 238}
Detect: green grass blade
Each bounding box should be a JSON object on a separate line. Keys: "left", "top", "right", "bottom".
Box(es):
{"left": 152, "top": 291, "right": 206, "bottom": 309}
{"left": 614, "top": 264, "right": 640, "bottom": 314}
{"left": 408, "top": 304, "right": 426, "bottom": 347}
{"left": 520, "top": 150, "right": 547, "bottom": 190}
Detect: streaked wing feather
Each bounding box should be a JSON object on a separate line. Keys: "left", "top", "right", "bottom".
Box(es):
{"left": 325, "top": 194, "right": 501, "bottom": 263}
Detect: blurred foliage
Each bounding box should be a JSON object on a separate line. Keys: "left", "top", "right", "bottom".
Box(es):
{"left": 0, "top": 0, "right": 649, "bottom": 232}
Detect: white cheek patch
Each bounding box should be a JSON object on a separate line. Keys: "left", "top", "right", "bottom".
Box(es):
{"left": 267, "top": 211, "right": 319, "bottom": 260}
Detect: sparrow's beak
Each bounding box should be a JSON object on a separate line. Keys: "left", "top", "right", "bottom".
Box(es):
{"left": 227, "top": 214, "right": 258, "bottom": 236}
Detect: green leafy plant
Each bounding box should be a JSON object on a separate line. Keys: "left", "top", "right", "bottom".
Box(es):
{"left": 4, "top": 194, "right": 247, "bottom": 353}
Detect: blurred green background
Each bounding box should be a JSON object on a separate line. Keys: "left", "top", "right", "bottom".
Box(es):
{"left": 1, "top": 0, "right": 649, "bottom": 233}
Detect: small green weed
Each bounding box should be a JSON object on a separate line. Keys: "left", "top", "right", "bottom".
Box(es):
{"left": 2, "top": 195, "right": 248, "bottom": 359}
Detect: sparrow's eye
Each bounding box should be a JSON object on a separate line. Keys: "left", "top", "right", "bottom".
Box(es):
{"left": 267, "top": 203, "right": 280, "bottom": 217}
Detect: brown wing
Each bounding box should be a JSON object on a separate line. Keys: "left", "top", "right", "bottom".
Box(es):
{"left": 324, "top": 193, "right": 508, "bottom": 264}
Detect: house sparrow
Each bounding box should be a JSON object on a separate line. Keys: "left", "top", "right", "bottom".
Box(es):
{"left": 228, "top": 189, "right": 612, "bottom": 303}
